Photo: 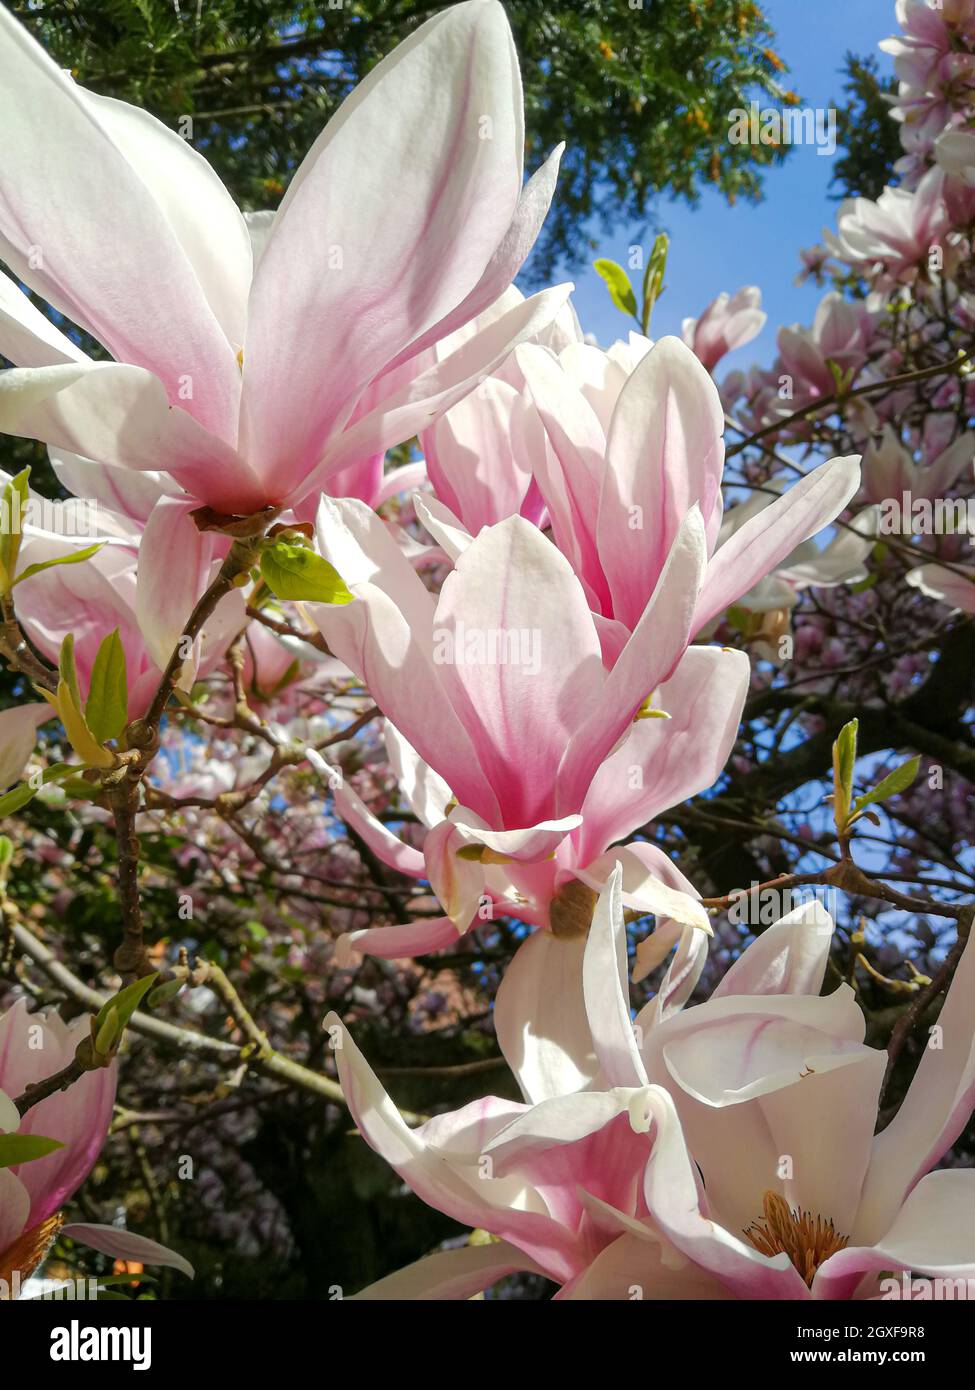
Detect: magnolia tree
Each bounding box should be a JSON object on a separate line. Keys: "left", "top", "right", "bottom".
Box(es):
{"left": 0, "top": 0, "right": 973, "bottom": 1304}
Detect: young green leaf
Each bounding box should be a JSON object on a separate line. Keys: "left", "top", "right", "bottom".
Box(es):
{"left": 259, "top": 542, "right": 353, "bottom": 605}
{"left": 0, "top": 467, "right": 30, "bottom": 590}
{"left": 831, "top": 718, "right": 859, "bottom": 831}
{"left": 852, "top": 756, "right": 921, "bottom": 817}
{"left": 0, "top": 762, "right": 75, "bottom": 819}
{"left": 95, "top": 972, "right": 158, "bottom": 1036}
{"left": 13, "top": 542, "right": 104, "bottom": 589}
{"left": 0, "top": 1132, "right": 64, "bottom": 1169}
{"left": 85, "top": 629, "right": 128, "bottom": 745}
{"left": 593, "top": 258, "right": 638, "bottom": 318}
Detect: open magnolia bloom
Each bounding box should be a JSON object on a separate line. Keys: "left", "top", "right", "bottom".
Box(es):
{"left": 0, "top": 0, "right": 567, "bottom": 519}
{"left": 419, "top": 332, "right": 860, "bottom": 640}
{"left": 324, "top": 642, "right": 747, "bottom": 981}
{"left": 0, "top": 1001, "right": 192, "bottom": 1293}
{"left": 312, "top": 495, "right": 707, "bottom": 870}
{"left": 330, "top": 869, "right": 975, "bottom": 1300}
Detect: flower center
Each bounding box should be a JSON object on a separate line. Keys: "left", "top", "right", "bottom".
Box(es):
{"left": 743, "top": 1190, "right": 849, "bottom": 1287}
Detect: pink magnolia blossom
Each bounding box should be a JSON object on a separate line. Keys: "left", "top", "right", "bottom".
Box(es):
{"left": 326, "top": 641, "right": 746, "bottom": 964}
{"left": 312, "top": 495, "right": 707, "bottom": 866}
{"left": 508, "top": 334, "right": 860, "bottom": 635}
{"left": 331, "top": 871, "right": 975, "bottom": 1300}
{"left": 824, "top": 167, "right": 950, "bottom": 286}
{"left": 0, "top": 1, "right": 567, "bottom": 519}
{"left": 0, "top": 1000, "right": 192, "bottom": 1288}
{"left": 681, "top": 286, "right": 766, "bottom": 371}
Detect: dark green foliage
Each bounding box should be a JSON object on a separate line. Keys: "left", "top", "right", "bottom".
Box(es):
{"left": 10, "top": 0, "right": 792, "bottom": 275}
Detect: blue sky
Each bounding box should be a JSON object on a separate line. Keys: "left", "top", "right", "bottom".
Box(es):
{"left": 529, "top": 0, "right": 897, "bottom": 369}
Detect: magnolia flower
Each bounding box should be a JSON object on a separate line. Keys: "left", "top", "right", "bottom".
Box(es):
{"left": 332, "top": 870, "right": 975, "bottom": 1300}
{"left": 326, "top": 642, "right": 747, "bottom": 962}
{"left": 10, "top": 512, "right": 245, "bottom": 718}
{"left": 862, "top": 423, "right": 975, "bottom": 508}
{"left": 824, "top": 167, "right": 950, "bottom": 286}
{"left": 312, "top": 494, "right": 706, "bottom": 869}
{"left": 0, "top": 1000, "right": 192, "bottom": 1292}
{"left": 777, "top": 292, "right": 874, "bottom": 399}
{"left": 681, "top": 286, "right": 766, "bottom": 371}
{"left": 0, "top": 0, "right": 567, "bottom": 519}
{"left": 325, "top": 869, "right": 703, "bottom": 1298}
{"left": 507, "top": 335, "right": 861, "bottom": 635}
{"left": 569, "top": 889, "right": 975, "bottom": 1301}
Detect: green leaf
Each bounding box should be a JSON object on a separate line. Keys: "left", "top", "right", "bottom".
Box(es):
{"left": 95, "top": 972, "right": 158, "bottom": 1037}
{"left": 641, "top": 233, "right": 668, "bottom": 332}
{"left": 147, "top": 977, "right": 185, "bottom": 1008}
{"left": 0, "top": 467, "right": 30, "bottom": 591}
{"left": 85, "top": 629, "right": 128, "bottom": 744}
{"left": 58, "top": 633, "right": 83, "bottom": 711}
{"left": 832, "top": 718, "right": 858, "bottom": 829}
{"left": 853, "top": 756, "right": 921, "bottom": 816}
{"left": 259, "top": 542, "right": 353, "bottom": 605}
{"left": 12, "top": 543, "right": 104, "bottom": 589}
{"left": 593, "top": 258, "right": 638, "bottom": 318}
{"left": 0, "top": 1132, "right": 64, "bottom": 1169}
{"left": 0, "top": 762, "right": 75, "bottom": 819}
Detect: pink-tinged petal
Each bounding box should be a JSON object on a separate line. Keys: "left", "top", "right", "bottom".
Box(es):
{"left": 0, "top": 362, "right": 264, "bottom": 514}
{"left": 713, "top": 900, "right": 836, "bottom": 1000}
{"left": 350, "top": 1239, "right": 546, "bottom": 1301}
{"left": 578, "top": 645, "right": 749, "bottom": 860}
{"left": 515, "top": 342, "right": 611, "bottom": 613}
{"left": 327, "top": 1012, "right": 580, "bottom": 1281}
{"left": 0, "top": 1005, "right": 116, "bottom": 1224}
{"left": 583, "top": 868, "right": 648, "bottom": 1089}
{"left": 304, "top": 746, "right": 425, "bottom": 880}
{"left": 817, "top": 1170, "right": 975, "bottom": 1300}
{"left": 334, "top": 916, "right": 461, "bottom": 967}
{"left": 558, "top": 507, "right": 707, "bottom": 812}
{"left": 448, "top": 809, "right": 582, "bottom": 864}
{"left": 578, "top": 848, "right": 710, "bottom": 936}
{"left": 0, "top": 1169, "right": 31, "bottom": 1257}
{"left": 135, "top": 496, "right": 215, "bottom": 673}
{"left": 384, "top": 723, "right": 453, "bottom": 828}
{"left": 370, "top": 461, "right": 428, "bottom": 510}
{"left": 312, "top": 498, "right": 498, "bottom": 824}
{"left": 49, "top": 448, "right": 181, "bottom": 528}
{"left": 905, "top": 563, "right": 975, "bottom": 613}
{"left": 557, "top": 341, "right": 630, "bottom": 437}
{"left": 559, "top": 1230, "right": 737, "bottom": 1300}
{"left": 423, "top": 377, "right": 539, "bottom": 531}
{"left": 857, "top": 921, "right": 975, "bottom": 1242}
{"left": 61, "top": 1224, "right": 194, "bottom": 1278}
{"left": 414, "top": 495, "right": 473, "bottom": 565}
{"left": 0, "top": 6, "right": 239, "bottom": 437}
{"left": 0, "top": 703, "right": 51, "bottom": 791}
{"left": 302, "top": 285, "right": 572, "bottom": 502}
{"left": 0, "top": 271, "right": 85, "bottom": 367}
{"left": 598, "top": 337, "right": 725, "bottom": 629}
{"left": 78, "top": 90, "right": 251, "bottom": 352}
{"left": 383, "top": 143, "right": 564, "bottom": 377}
{"left": 433, "top": 515, "right": 604, "bottom": 829}
{"left": 494, "top": 930, "right": 598, "bottom": 1105}
{"left": 423, "top": 820, "right": 486, "bottom": 929}
{"left": 695, "top": 455, "right": 862, "bottom": 632}
{"left": 640, "top": 1084, "right": 810, "bottom": 1300}
{"left": 240, "top": 0, "right": 524, "bottom": 497}
{"left": 643, "top": 990, "right": 884, "bottom": 1238}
